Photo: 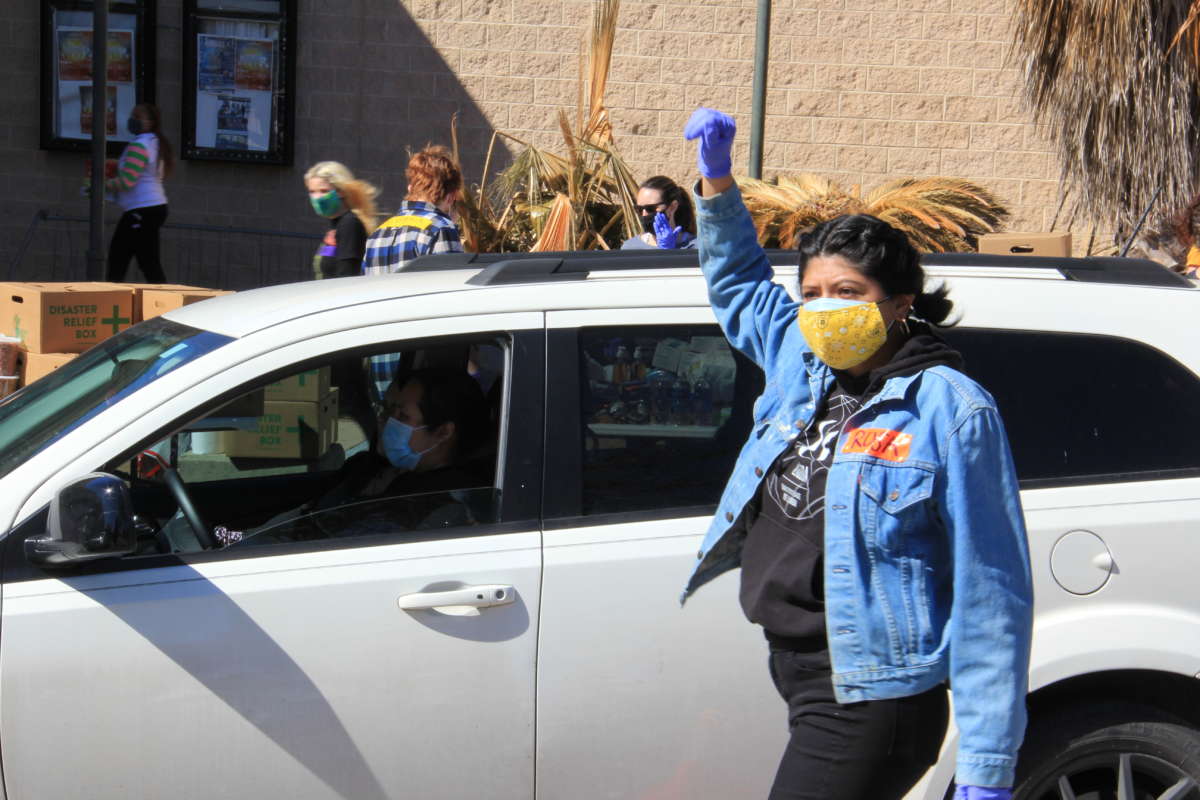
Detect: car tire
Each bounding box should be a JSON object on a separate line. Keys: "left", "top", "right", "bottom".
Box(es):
{"left": 1013, "top": 703, "right": 1200, "bottom": 800}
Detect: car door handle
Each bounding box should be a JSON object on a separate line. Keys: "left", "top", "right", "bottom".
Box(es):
{"left": 397, "top": 584, "right": 516, "bottom": 617}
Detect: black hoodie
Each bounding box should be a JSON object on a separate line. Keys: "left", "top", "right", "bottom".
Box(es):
{"left": 738, "top": 322, "right": 963, "bottom": 654}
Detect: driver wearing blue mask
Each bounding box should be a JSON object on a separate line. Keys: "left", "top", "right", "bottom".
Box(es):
{"left": 314, "top": 367, "right": 493, "bottom": 509}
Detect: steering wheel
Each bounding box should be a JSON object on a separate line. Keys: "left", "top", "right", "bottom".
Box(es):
{"left": 148, "top": 456, "right": 218, "bottom": 550}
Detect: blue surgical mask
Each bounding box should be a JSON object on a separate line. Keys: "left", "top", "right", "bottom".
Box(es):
{"left": 380, "top": 417, "right": 437, "bottom": 470}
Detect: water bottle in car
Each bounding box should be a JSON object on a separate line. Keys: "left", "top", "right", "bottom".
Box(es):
{"left": 692, "top": 376, "right": 713, "bottom": 426}
{"left": 646, "top": 369, "right": 673, "bottom": 424}
{"left": 669, "top": 376, "right": 691, "bottom": 426}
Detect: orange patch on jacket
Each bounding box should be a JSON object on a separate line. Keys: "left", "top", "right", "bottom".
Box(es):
{"left": 841, "top": 428, "right": 913, "bottom": 463}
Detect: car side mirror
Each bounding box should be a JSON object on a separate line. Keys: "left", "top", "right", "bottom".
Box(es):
{"left": 26, "top": 473, "right": 137, "bottom": 567}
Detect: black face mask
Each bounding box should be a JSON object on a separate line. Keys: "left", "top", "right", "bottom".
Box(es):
{"left": 127, "top": 117, "right": 143, "bottom": 135}
{"left": 639, "top": 212, "right": 657, "bottom": 234}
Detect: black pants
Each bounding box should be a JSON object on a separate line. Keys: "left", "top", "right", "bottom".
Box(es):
{"left": 767, "top": 649, "right": 949, "bottom": 800}
{"left": 107, "top": 204, "right": 168, "bottom": 283}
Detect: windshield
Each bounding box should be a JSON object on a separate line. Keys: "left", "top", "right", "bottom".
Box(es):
{"left": 0, "top": 318, "right": 232, "bottom": 481}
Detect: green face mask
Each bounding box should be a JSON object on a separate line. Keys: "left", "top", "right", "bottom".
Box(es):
{"left": 310, "top": 189, "right": 343, "bottom": 217}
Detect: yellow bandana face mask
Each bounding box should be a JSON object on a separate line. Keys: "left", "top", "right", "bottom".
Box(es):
{"left": 797, "top": 298, "right": 890, "bottom": 370}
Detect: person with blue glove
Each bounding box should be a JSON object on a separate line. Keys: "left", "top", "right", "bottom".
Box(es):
{"left": 680, "top": 107, "right": 1032, "bottom": 800}
{"left": 621, "top": 175, "right": 697, "bottom": 250}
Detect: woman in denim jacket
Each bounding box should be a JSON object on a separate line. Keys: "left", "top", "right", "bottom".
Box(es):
{"left": 680, "top": 109, "right": 1033, "bottom": 800}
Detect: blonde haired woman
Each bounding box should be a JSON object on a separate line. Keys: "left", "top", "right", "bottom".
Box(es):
{"left": 304, "top": 161, "right": 379, "bottom": 279}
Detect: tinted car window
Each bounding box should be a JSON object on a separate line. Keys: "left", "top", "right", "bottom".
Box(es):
{"left": 103, "top": 337, "right": 507, "bottom": 557}
{"left": 577, "top": 326, "right": 763, "bottom": 515}
{"left": 944, "top": 328, "right": 1200, "bottom": 484}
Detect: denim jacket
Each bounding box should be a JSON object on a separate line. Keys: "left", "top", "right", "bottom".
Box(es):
{"left": 682, "top": 185, "right": 1034, "bottom": 788}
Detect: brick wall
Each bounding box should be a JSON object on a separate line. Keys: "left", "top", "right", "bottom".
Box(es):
{"left": 418, "top": 0, "right": 1058, "bottom": 234}
{"left": 1, "top": 0, "right": 1067, "bottom": 286}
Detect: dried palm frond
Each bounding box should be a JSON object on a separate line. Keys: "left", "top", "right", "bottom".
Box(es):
{"left": 450, "top": 0, "right": 637, "bottom": 252}
{"left": 741, "top": 176, "right": 867, "bottom": 246}
{"left": 1012, "top": 0, "right": 1200, "bottom": 236}
{"left": 581, "top": 0, "right": 619, "bottom": 146}
{"left": 740, "top": 175, "right": 1008, "bottom": 252}
{"left": 1171, "top": 1, "right": 1200, "bottom": 68}
{"left": 450, "top": 116, "right": 502, "bottom": 253}
{"left": 866, "top": 179, "right": 1008, "bottom": 253}
{"left": 531, "top": 193, "right": 575, "bottom": 251}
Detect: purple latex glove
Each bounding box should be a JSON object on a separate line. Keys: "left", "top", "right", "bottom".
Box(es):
{"left": 653, "top": 212, "right": 678, "bottom": 249}
{"left": 953, "top": 786, "right": 1012, "bottom": 800}
{"left": 683, "top": 107, "right": 736, "bottom": 179}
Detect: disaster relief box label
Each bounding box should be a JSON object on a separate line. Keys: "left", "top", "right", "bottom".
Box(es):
{"left": 264, "top": 367, "right": 331, "bottom": 402}
{"left": 0, "top": 283, "right": 134, "bottom": 353}
{"left": 141, "top": 288, "right": 233, "bottom": 321}
{"left": 216, "top": 389, "right": 338, "bottom": 459}
{"left": 978, "top": 232, "right": 1072, "bottom": 258}
{"left": 21, "top": 352, "right": 77, "bottom": 386}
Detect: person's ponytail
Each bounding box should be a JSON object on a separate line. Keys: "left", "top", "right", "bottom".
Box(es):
{"left": 340, "top": 179, "right": 380, "bottom": 234}
{"left": 910, "top": 282, "right": 955, "bottom": 327}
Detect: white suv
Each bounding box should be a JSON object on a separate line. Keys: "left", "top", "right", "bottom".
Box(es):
{"left": 0, "top": 250, "right": 1197, "bottom": 800}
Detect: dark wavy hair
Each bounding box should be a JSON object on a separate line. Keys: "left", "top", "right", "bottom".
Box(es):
{"left": 797, "top": 214, "right": 954, "bottom": 326}
{"left": 639, "top": 175, "right": 695, "bottom": 235}
{"left": 401, "top": 367, "right": 489, "bottom": 457}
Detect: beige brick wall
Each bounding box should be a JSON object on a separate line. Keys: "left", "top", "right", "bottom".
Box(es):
{"left": 411, "top": 0, "right": 1061, "bottom": 234}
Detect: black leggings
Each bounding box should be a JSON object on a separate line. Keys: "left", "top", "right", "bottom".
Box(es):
{"left": 107, "top": 204, "right": 168, "bottom": 283}
{"left": 767, "top": 649, "right": 949, "bottom": 800}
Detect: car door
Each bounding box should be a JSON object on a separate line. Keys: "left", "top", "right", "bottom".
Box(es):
{"left": 536, "top": 307, "right": 784, "bottom": 799}
{"left": 0, "top": 317, "right": 544, "bottom": 800}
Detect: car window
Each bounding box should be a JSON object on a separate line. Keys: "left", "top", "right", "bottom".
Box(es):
{"left": 943, "top": 328, "right": 1200, "bottom": 484}
{"left": 0, "top": 318, "right": 231, "bottom": 481}
{"left": 102, "top": 335, "right": 508, "bottom": 557}
{"left": 575, "top": 325, "right": 762, "bottom": 516}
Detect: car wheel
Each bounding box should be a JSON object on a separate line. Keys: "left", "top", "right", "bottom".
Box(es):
{"left": 1014, "top": 704, "right": 1200, "bottom": 800}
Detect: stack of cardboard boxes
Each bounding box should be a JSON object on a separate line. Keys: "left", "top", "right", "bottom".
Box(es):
{"left": 0, "top": 282, "right": 230, "bottom": 393}
{"left": 213, "top": 367, "right": 339, "bottom": 460}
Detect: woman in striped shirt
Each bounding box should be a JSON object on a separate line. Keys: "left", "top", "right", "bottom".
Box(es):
{"left": 106, "top": 103, "right": 172, "bottom": 283}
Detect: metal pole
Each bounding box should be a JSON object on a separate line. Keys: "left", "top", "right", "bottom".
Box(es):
{"left": 87, "top": 0, "right": 109, "bottom": 281}
{"left": 748, "top": 0, "right": 771, "bottom": 179}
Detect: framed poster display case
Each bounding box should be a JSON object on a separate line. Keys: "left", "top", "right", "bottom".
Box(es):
{"left": 182, "top": 0, "right": 296, "bottom": 165}
{"left": 40, "top": 0, "right": 156, "bottom": 155}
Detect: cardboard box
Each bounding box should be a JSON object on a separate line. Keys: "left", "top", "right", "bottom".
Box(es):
{"left": 141, "top": 288, "right": 233, "bottom": 320}
{"left": 0, "top": 336, "right": 22, "bottom": 399}
{"left": 0, "top": 282, "right": 135, "bottom": 353}
{"left": 21, "top": 352, "right": 76, "bottom": 386}
{"left": 216, "top": 389, "right": 338, "bottom": 459}
{"left": 978, "top": 232, "right": 1072, "bottom": 257}
{"left": 117, "top": 283, "right": 206, "bottom": 322}
{"left": 264, "top": 366, "right": 331, "bottom": 402}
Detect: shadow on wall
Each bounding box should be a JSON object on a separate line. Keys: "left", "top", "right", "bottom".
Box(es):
{"left": 7, "top": 0, "right": 505, "bottom": 289}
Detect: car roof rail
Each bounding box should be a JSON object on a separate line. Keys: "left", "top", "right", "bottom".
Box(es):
{"left": 922, "top": 252, "right": 1192, "bottom": 288}
{"left": 403, "top": 247, "right": 1192, "bottom": 289}
{"left": 400, "top": 249, "right": 797, "bottom": 286}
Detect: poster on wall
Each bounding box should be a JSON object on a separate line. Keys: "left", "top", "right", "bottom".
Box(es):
{"left": 183, "top": 0, "right": 293, "bottom": 165}
{"left": 78, "top": 85, "right": 117, "bottom": 135}
{"left": 52, "top": 25, "right": 137, "bottom": 142}
{"left": 193, "top": 33, "right": 272, "bottom": 151}
{"left": 197, "top": 34, "right": 235, "bottom": 90}
{"left": 40, "top": 1, "right": 155, "bottom": 154}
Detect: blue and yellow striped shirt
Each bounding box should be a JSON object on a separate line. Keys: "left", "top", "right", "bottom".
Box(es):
{"left": 360, "top": 200, "right": 463, "bottom": 275}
